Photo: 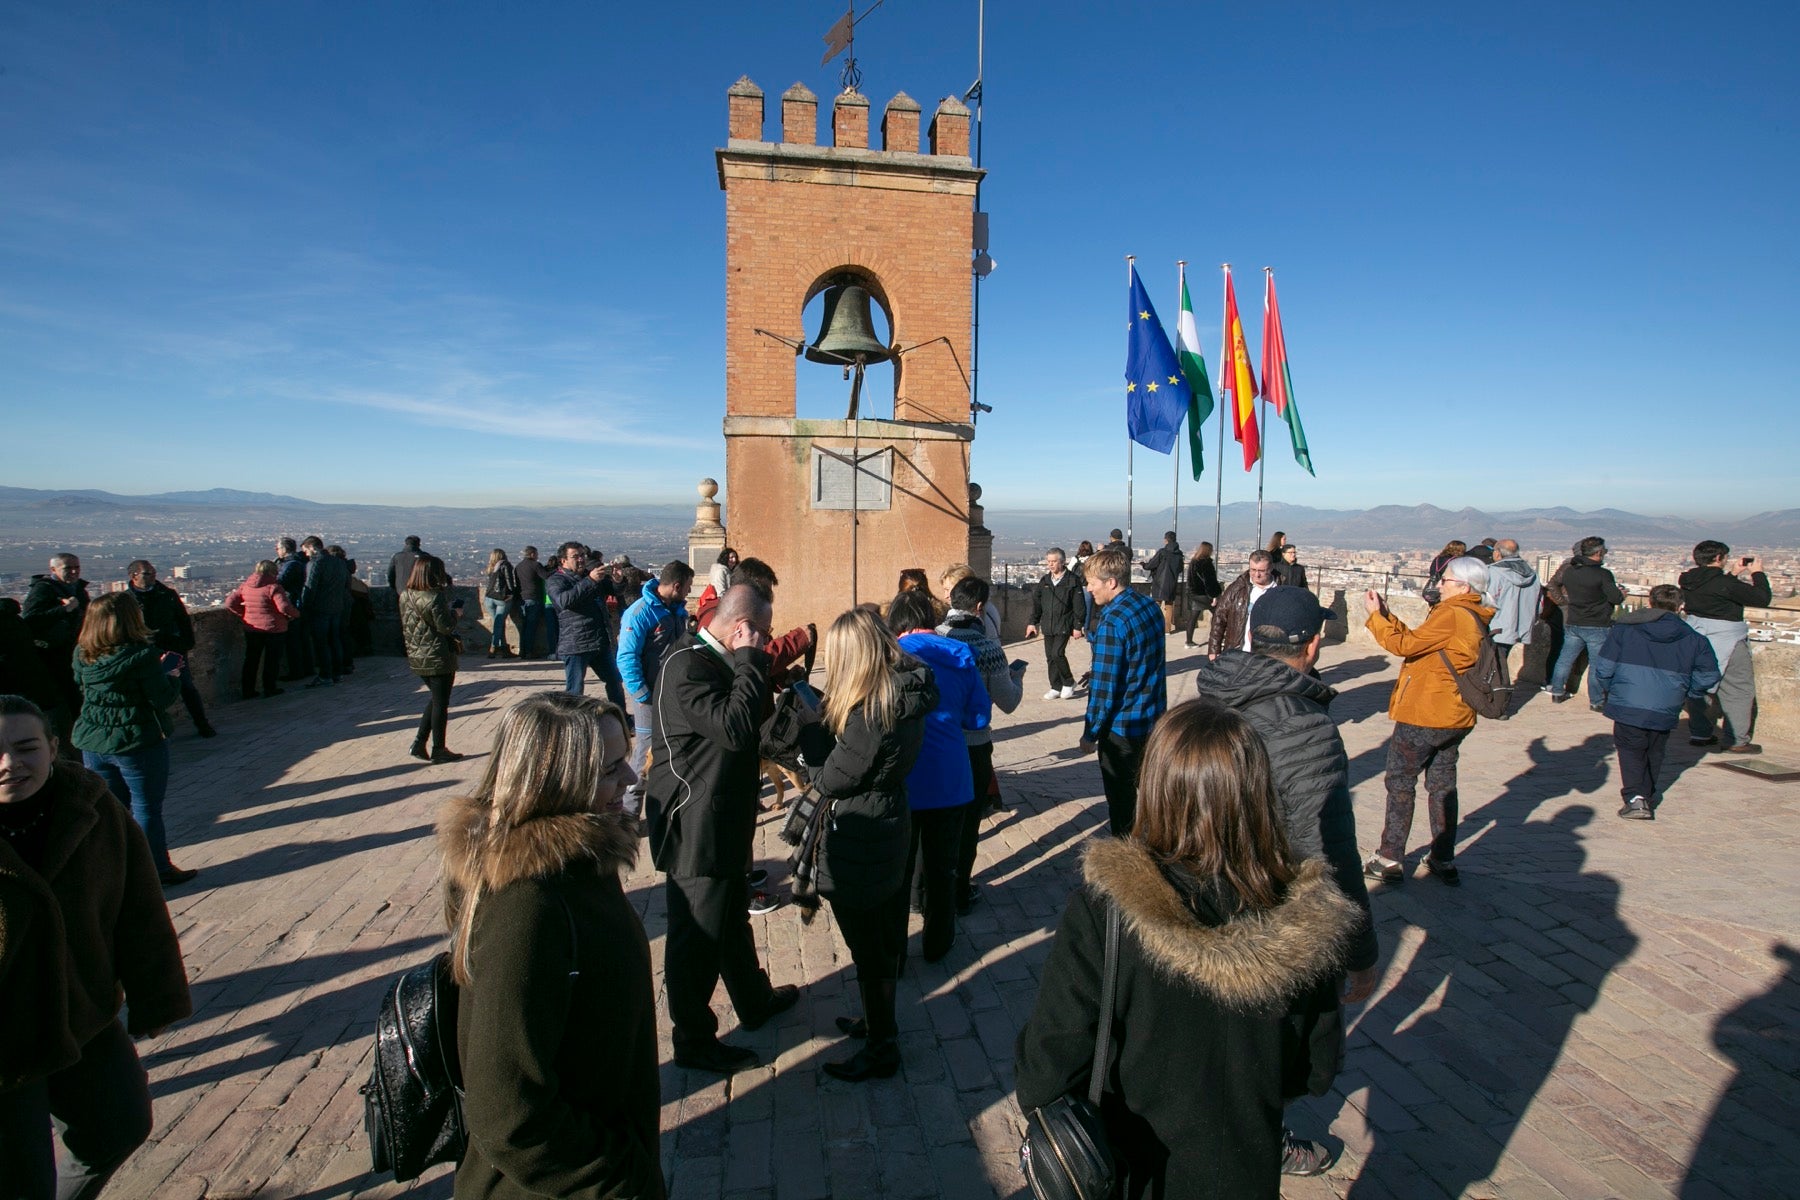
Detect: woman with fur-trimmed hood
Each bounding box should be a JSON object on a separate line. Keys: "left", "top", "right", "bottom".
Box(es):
{"left": 439, "top": 692, "right": 663, "bottom": 1200}
{"left": 1015, "top": 703, "right": 1357, "bottom": 1200}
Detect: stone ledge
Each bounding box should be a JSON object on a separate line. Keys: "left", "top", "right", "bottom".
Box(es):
{"left": 723, "top": 415, "right": 974, "bottom": 441}
{"left": 717, "top": 143, "right": 982, "bottom": 194}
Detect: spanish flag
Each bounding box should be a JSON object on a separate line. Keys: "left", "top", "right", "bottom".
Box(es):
{"left": 1221, "top": 266, "right": 1259, "bottom": 471}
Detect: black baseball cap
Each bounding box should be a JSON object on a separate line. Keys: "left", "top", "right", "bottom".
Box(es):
{"left": 1249, "top": 587, "right": 1336, "bottom": 646}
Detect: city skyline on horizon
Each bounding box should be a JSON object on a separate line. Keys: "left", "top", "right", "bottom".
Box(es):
{"left": 4, "top": 4, "right": 1797, "bottom": 514}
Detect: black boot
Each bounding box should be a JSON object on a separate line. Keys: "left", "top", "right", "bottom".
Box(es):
{"left": 410, "top": 739, "right": 429, "bottom": 761}
{"left": 822, "top": 1037, "right": 899, "bottom": 1081}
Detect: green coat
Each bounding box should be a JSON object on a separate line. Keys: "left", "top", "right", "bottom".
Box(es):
{"left": 439, "top": 796, "right": 663, "bottom": 1200}
{"left": 400, "top": 588, "right": 460, "bottom": 677}
{"left": 70, "top": 644, "right": 179, "bottom": 756}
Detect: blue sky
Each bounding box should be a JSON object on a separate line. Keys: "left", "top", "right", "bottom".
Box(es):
{"left": 3, "top": 2, "right": 1796, "bottom": 518}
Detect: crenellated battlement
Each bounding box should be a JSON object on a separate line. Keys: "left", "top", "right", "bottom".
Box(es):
{"left": 724, "top": 76, "right": 971, "bottom": 160}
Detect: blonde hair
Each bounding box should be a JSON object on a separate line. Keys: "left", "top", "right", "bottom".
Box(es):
{"left": 252, "top": 559, "right": 277, "bottom": 578}
{"left": 486, "top": 548, "right": 508, "bottom": 573}
{"left": 76, "top": 593, "right": 151, "bottom": 664}
{"left": 822, "top": 608, "right": 902, "bottom": 736}
{"left": 447, "top": 692, "right": 630, "bottom": 984}
{"left": 939, "top": 562, "right": 974, "bottom": 593}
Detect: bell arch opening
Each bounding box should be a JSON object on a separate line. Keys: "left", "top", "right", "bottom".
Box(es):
{"left": 795, "top": 267, "right": 896, "bottom": 421}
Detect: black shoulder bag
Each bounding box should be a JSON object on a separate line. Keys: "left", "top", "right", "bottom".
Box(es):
{"left": 1019, "top": 903, "right": 1122, "bottom": 1200}
{"left": 362, "top": 892, "right": 579, "bottom": 1181}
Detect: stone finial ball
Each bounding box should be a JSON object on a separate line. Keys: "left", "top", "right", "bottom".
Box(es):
{"left": 698, "top": 478, "right": 719, "bottom": 500}
{"left": 968, "top": 482, "right": 983, "bottom": 503}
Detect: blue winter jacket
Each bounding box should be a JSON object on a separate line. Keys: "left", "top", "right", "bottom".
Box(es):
{"left": 616, "top": 580, "right": 689, "bottom": 704}
{"left": 1591, "top": 609, "right": 1721, "bottom": 731}
{"left": 896, "top": 631, "right": 990, "bottom": 810}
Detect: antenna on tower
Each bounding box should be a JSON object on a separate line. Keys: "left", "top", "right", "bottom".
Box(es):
{"left": 820, "top": 0, "right": 886, "bottom": 93}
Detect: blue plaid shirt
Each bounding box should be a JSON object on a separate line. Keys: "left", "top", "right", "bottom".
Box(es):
{"left": 1084, "top": 588, "right": 1167, "bottom": 741}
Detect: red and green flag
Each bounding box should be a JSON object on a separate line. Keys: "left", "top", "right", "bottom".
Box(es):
{"left": 1260, "top": 269, "right": 1314, "bottom": 476}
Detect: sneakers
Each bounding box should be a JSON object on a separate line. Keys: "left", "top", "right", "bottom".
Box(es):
{"left": 1059, "top": 685, "right": 1075, "bottom": 700}
{"left": 747, "top": 868, "right": 770, "bottom": 888}
{"left": 1618, "top": 796, "right": 1654, "bottom": 820}
{"left": 1280, "top": 1129, "right": 1329, "bottom": 1176}
{"left": 1362, "top": 856, "right": 1403, "bottom": 885}
{"left": 1424, "top": 857, "right": 1461, "bottom": 887}
{"left": 1043, "top": 688, "right": 1062, "bottom": 701}
{"left": 748, "top": 890, "right": 781, "bottom": 915}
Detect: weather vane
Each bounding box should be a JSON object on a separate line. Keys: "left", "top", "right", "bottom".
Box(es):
{"left": 821, "top": 0, "right": 885, "bottom": 93}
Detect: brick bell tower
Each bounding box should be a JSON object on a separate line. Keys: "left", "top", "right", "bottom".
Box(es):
{"left": 717, "top": 76, "right": 983, "bottom": 631}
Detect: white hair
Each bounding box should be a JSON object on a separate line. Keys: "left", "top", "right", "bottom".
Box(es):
{"left": 1443, "top": 556, "right": 1490, "bottom": 592}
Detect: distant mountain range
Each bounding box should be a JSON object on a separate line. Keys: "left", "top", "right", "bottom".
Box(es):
{"left": 2, "top": 487, "right": 1796, "bottom": 551}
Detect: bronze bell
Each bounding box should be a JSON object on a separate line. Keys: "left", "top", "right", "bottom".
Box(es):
{"left": 805, "top": 279, "right": 892, "bottom": 365}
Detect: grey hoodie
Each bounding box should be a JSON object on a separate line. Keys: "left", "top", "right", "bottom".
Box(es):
{"left": 1484, "top": 555, "right": 1542, "bottom": 646}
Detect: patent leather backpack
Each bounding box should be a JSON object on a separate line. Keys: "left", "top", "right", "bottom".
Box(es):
{"left": 362, "top": 952, "right": 466, "bottom": 1181}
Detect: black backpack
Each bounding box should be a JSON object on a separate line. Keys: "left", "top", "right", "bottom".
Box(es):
{"left": 362, "top": 893, "right": 579, "bottom": 1181}
{"left": 362, "top": 953, "right": 466, "bottom": 1181}
{"left": 1437, "top": 606, "right": 1512, "bottom": 721}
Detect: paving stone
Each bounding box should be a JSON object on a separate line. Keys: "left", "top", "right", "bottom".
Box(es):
{"left": 85, "top": 642, "right": 1796, "bottom": 1198}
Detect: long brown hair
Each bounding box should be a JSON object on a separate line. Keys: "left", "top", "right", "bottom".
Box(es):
{"left": 76, "top": 593, "right": 152, "bottom": 663}
{"left": 1265, "top": 531, "right": 1287, "bottom": 554}
{"left": 1132, "top": 702, "right": 1294, "bottom": 910}
{"left": 408, "top": 554, "right": 450, "bottom": 591}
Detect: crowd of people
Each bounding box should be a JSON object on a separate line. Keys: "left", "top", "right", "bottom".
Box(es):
{"left": 0, "top": 522, "right": 1778, "bottom": 1200}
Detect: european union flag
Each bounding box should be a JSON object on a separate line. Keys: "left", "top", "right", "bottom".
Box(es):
{"left": 1124, "top": 264, "right": 1191, "bottom": 454}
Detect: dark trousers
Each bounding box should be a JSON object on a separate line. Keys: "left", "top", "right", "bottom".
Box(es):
{"left": 309, "top": 612, "right": 343, "bottom": 681}
{"left": 563, "top": 649, "right": 627, "bottom": 709}
{"left": 1494, "top": 641, "right": 1516, "bottom": 671}
{"left": 1379, "top": 722, "right": 1469, "bottom": 863}
{"left": 0, "top": 1019, "right": 153, "bottom": 1200}
{"left": 1182, "top": 596, "right": 1214, "bottom": 642}
{"left": 955, "top": 743, "right": 995, "bottom": 896}
{"left": 1042, "top": 634, "right": 1074, "bottom": 690}
{"left": 241, "top": 628, "right": 283, "bottom": 696}
{"left": 903, "top": 804, "right": 969, "bottom": 962}
{"left": 1614, "top": 722, "right": 1670, "bottom": 803}
{"left": 175, "top": 661, "right": 209, "bottom": 727}
{"left": 831, "top": 889, "right": 907, "bottom": 1041}
{"left": 283, "top": 615, "right": 313, "bottom": 678}
{"left": 415, "top": 673, "right": 454, "bottom": 751}
{"left": 1097, "top": 731, "right": 1146, "bottom": 836}
{"left": 665, "top": 872, "right": 776, "bottom": 1053}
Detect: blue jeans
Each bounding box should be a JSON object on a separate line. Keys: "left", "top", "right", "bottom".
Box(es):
{"left": 482, "top": 597, "right": 514, "bottom": 650}
{"left": 82, "top": 743, "right": 173, "bottom": 869}
{"left": 1549, "top": 623, "right": 1612, "bottom": 698}
{"left": 0, "top": 1019, "right": 153, "bottom": 1200}
{"left": 309, "top": 611, "right": 344, "bottom": 681}
{"left": 563, "top": 649, "right": 626, "bottom": 709}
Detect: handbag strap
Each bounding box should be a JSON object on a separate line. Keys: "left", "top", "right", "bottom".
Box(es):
{"left": 1087, "top": 902, "right": 1121, "bottom": 1107}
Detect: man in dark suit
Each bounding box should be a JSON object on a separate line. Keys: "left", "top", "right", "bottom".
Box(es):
{"left": 646, "top": 585, "right": 796, "bottom": 1073}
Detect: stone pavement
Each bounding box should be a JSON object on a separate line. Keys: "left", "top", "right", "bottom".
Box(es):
{"left": 100, "top": 627, "right": 1799, "bottom": 1199}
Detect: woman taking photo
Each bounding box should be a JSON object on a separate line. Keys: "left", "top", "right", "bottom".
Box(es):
{"left": 226, "top": 559, "right": 300, "bottom": 699}
{"left": 0, "top": 694, "right": 192, "bottom": 1199}
{"left": 70, "top": 592, "right": 196, "bottom": 886}
{"left": 482, "top": 549, "right": 519, "bottom": 659}
{"left": 1016, "top": 703, "right": 1356, "bottom": 1200}
{"left": 886, "top": 589, "right": 989, "bottom": 964}
{"left": 439, "top": 692, "right": 662, "bottom": 1199}
{"left": 811, "top": 608, "right": 934, "bottom": 1081}
{"left": 401, "top": 555, "right": 464, "bottom": 763}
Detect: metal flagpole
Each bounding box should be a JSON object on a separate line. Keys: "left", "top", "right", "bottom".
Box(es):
{"left": 1126, "top": 255, "right": 1135, "bottom": 552}
{"left": 1214, "top": 263, "right": 1229, "bottom": 553}
{"left": 1255, "top": 394, "right": 1267, "bottom": 549}
{"left": 1172, "top": 261, "right": 1181, "bottom": 550}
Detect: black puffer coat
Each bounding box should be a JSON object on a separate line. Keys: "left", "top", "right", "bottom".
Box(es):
{"left": 547, "top": 570, "right": 614, "bottom": 657}
{"left": 128, "top": 583, "right": 197, "bottom": 655}
{"left": 813, "top": 660, "right": 936, "bottom": 906}
{"left": 1190, "top": 651, "right": 1376, "bottom": 972}
{"left": 1029, "top": 571, "right": 1085, "bottom": 635}
{"left": 1016, "top": 843, "right": 1355, "bottom": 1200}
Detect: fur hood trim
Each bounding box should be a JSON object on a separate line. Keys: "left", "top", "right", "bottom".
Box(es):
{"left": 438, "top": 793, "right": 638, "bottom": 895}
{"left": 1082, "top": 840, "right": 1356, "bottom": 1010}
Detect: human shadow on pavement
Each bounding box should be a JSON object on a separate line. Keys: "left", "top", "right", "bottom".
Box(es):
{"left": 1681, "top": 941, "right": 1800, "bottom": 1197}
{"left": 1321, "top": 804, "right": 1635, "bottom": 1197}
{"left": 1319, "top": 653, "right": 1391, "bottom": 686}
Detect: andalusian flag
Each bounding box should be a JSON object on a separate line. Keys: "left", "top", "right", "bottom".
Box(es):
{"left": 1220, "top": 267, "right": 1260, "bottom": 471}
{"left": 1175, "top": 268, "right": 1214, "bottom": 481}
{"left": 1261, "top": 270, "right": 1314, "bottom": 476}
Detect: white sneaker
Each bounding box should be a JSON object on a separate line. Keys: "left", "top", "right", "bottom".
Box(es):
{"left": 1059, "top": 686, "right": 1075, "bottom": 700}
{"left": 1043, "top": 689, "right": 1062, "bottom": 701}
